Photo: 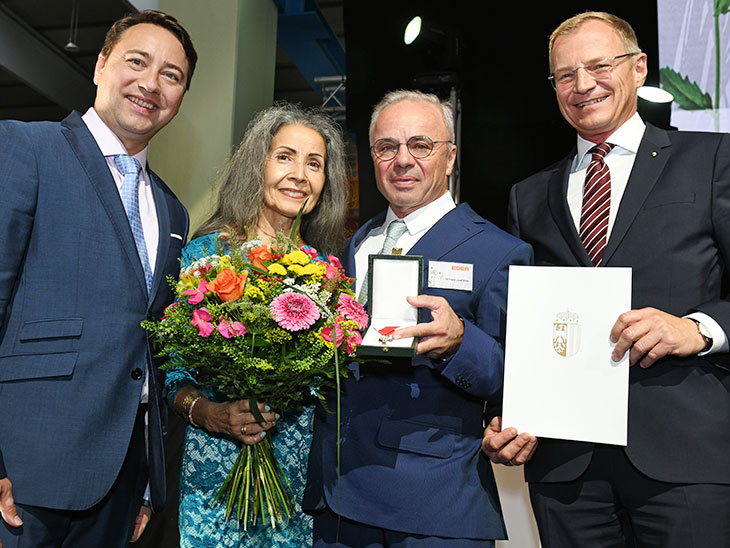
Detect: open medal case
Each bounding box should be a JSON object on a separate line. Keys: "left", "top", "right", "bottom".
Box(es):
{"left": 357, "top": 254, "right": 423, "bottom": 357}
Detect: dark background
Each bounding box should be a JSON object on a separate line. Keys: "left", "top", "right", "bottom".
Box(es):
{"left": 344, "top": 1, "right": 660, "bottom": 229}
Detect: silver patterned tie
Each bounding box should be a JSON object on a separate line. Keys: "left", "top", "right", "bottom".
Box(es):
{"left": 358, "top": 219, "right": 408, "bottom": 303}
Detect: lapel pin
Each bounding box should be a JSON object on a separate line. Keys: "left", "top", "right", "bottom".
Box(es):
{"left": 651, "top": 151, "right": 657, "bottom": 157}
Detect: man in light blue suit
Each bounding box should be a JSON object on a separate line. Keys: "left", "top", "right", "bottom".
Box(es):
{"left": 0, "top": 10, "right": 196, "bottom": 547}
{"left": 304, "top": 90, "right": 534, "bottom": 547}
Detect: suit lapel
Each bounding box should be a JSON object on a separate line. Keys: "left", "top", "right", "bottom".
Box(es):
{"left": 408, "top": 204, "right": 481, "bottom": 259}
{"left": 603, "top": 124, "right": 672, "bottom": 264}
{"left": 547, "top": 151, "right": 593, "bottom": 266}
{"left": 149, "top": 171, "right": 170, "bottom": 307}
{"left": 61, "top": 112, "right": 148, "bottom": 298}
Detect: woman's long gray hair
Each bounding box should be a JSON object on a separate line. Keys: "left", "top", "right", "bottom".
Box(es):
{"left": 194, "top": 103, "right": 348, "bottom": 254}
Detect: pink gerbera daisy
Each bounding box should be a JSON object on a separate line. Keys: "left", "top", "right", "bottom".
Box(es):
{"left": 336, "top": 293, "right": 369, "bottom": 329}
{"left": 270, "top": 293, "right": 320, "bottom": 331}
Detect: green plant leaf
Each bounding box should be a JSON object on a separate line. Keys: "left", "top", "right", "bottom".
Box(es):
{"left": 659, "top": 67, "right": 713, "bottom": 110}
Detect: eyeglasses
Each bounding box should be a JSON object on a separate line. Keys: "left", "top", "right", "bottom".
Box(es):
{"left": 548, "top": 52, "right": 639, "bottom": 89}
{"left": 371, "top": 136, "right": 452, "bottom": 161}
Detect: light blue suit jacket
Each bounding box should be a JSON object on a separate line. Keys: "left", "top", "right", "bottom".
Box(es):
{"left": 304, "top": 203, "right": 532, "bottom": 539}
{"left": 0, "top": 112, "right": 188, "bottom": 511}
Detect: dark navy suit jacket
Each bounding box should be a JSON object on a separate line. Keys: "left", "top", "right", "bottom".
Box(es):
{"left": 0, "top": 112, "right": 188, "bottom": 511}
{"left": 304, "top": 203, "right": 532, "bottom": 539}
{"left": 510, "top": 123, "right": 730, "bottom": 485}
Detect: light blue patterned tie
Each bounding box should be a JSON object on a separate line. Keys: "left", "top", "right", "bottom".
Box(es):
{"left": 114, "top": 155, "right": 154, "bottom": 294}
{"left": 358, "top": 219, "right": 408, "bottom": 303}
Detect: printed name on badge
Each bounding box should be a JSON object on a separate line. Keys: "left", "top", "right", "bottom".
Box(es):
{"left": 428, "top": 261, "right": 473, "bottom": 291}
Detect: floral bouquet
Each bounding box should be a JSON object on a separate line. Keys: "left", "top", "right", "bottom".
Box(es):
{"left": 143, "top": 231, "right": 367, "bottom": 529}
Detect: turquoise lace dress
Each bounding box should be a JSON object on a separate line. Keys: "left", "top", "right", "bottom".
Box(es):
{"left": 165, "top": 233, "right": 314, "bottom": 547}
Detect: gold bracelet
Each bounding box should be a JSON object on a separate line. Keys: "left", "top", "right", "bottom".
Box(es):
{"left": 179, "top": 390, "right": 205, "bottom": 428}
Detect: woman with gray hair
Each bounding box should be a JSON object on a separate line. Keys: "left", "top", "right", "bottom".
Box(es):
{"left": 165, "top": 103, "right": 348, "bottom": 547}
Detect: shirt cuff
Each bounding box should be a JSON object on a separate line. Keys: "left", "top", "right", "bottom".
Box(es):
{"left": 685, "top": 312, "right": 729, "bottom": 355}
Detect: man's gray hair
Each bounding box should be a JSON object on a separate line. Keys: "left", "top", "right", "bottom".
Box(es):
{"left": 369, "top": 90, "right": 455, "bottom": 145}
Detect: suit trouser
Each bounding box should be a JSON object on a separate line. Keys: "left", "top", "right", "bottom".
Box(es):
{"left": 0, "top": 405, "right": 149, "bottom": 548}
{"left": 529, "top": 444, "right": 730, "bottom": 548}
{"left": 312, "top": 506, "right": 496, "bottom": 548}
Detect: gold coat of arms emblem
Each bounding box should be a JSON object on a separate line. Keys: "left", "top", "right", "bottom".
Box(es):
{"left": 553, "top": 309, "right": 581, "bottom": 357}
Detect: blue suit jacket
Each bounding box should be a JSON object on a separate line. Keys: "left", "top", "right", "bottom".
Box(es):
{"left": 510, "top": 123, "right": 730, "bottom": 485}
{"left": 304, "top": 203, "right": 532, "bottom": 539}
{"left": 0, "top": 112, "right": 188, "bottom": 511}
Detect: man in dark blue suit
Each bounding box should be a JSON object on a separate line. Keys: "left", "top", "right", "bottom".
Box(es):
{"left": 304, "top": 90, "right": 533, "bottom": 547}
{"left": 0, "top": 10, "right": 196, "bottom": 547}
{"left": 484, "top": 11, "right": 730, "bottom": 548}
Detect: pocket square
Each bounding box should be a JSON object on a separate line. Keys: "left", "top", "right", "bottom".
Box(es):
{"left": 170, "top": 233, "right": 183, "bottom": 241}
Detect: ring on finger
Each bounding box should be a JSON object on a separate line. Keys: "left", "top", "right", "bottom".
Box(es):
{"left": 240, "top": 423, "right": 247, "bottom": 436}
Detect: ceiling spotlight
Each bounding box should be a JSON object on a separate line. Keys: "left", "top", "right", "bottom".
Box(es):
{"left": 404, "top": 16, "right": 422, "bottom": 45}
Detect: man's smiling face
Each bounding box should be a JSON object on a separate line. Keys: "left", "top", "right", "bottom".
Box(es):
{"left": 93, "top": 23, "right": 188, "bottom": 155}
{"left": 551, "top": 19, "right": 647, "bottom": 143}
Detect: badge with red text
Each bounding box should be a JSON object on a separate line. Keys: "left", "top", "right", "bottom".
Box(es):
{"left": 427, "top": 261, "right": 473, "bottom": 291}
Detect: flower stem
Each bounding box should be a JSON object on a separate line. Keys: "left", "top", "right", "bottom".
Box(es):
{"left": 715, "top": 7, "right": 721, "bottom": 110}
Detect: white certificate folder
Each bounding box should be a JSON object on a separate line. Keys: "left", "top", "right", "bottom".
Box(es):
{"left": 502, "top": 266, "right": 632, "bottom": 446}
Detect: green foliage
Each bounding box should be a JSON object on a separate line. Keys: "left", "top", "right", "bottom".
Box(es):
{"left": 660, "top": 67, "right": 713, "bottom": 110}
{"left": 715, "top": 0, "right": 730, "bottom": 15}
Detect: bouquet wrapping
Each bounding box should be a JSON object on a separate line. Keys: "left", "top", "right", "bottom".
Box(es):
{"left": 144, "top": 233, "right": 367, "bottom": 528}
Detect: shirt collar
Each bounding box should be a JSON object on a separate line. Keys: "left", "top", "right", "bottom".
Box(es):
{"left": 381, "top": 191, "right": 456, "bottom": 236}
{"left": 574, "top": 112, "right": 646, "bottom": 170}
{"left": 81, "top": 107, "right": 149, "bottom": 168}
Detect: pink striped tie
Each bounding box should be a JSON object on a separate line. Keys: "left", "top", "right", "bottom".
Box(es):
{"left": 579, "top": 143, "right": 615, "bottom": 266}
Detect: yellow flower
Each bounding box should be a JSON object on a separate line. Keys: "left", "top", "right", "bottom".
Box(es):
{"left": 219, "top": 256, "right": 233, "bottom": 269}
{"left": 288, "top": 264, "right": 305, "bottom": 276}
{"left": 177, "top": 277, "right": 197, "bottom": 291}
{"left": 284, "top": 250, "right": 310, "bottom": 266}
{"left": 245, "top": 286, "right": 265, "bottom": 301}
{"left": 268, "top": 263, "right": 287, "bottom": 276}
{"left": 300, "top": 263, "right": 321, "bottom": 276}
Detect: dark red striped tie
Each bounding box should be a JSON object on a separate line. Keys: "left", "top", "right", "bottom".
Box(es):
{"left": 580, "top": 143, "right": 615, "bottom": 266}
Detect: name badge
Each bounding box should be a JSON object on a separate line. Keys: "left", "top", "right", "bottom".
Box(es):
{"left": 428, "top": 261, "right": 473, "bottom": 291}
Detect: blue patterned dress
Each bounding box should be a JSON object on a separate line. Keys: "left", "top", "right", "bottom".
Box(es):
{"left": 165, "top": 233, "right": 314, "bottom": 547}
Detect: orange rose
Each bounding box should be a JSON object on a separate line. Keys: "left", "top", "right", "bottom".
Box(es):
{"left": 207, "top": 268, "right": 248, "bottom": 302}
{"left": 247, "top": 245, "right": 272, "bottom": 270}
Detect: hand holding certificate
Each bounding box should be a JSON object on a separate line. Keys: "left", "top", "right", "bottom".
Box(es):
{"left": 501, "top": 266, "right": 632, "bottom": 446}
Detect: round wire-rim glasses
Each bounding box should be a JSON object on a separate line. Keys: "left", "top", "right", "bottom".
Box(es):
{"left": 371, "top": 135, "right": 452, "bottom": 161}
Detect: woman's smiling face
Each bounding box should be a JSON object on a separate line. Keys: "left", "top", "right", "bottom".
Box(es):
{"left": 262, "top": 124, "right": 327, "bottom": 221}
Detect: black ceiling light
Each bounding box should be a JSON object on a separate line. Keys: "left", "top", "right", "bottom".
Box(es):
{"left": 64, "top": 0, "right": 80, "bottom": 53}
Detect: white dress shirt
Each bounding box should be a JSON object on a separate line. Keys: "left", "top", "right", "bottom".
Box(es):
{"left": 567, "top": 112, "right": 727, "bottom": 354}
{"left": 354, "top": 191, "right": 456, "bottom": 296}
